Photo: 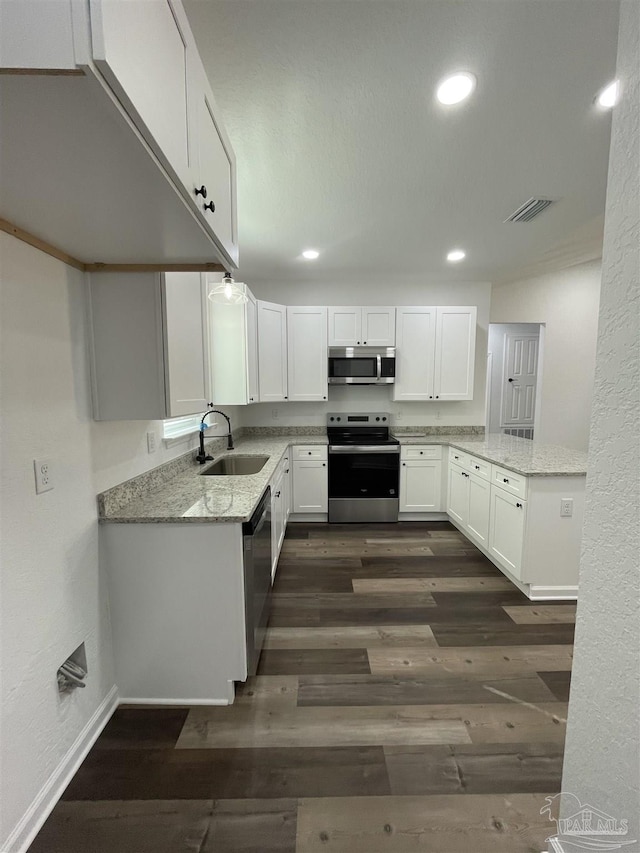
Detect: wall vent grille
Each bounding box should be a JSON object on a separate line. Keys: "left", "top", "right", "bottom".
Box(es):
{"left": 503, "top": 427, "right": 534, "bottom": 440}
{"left": 505, "top": 198, "right": 554, "bottom": 223}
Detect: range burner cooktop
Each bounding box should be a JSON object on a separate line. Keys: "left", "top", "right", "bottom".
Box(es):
{"left": 326, "top": 412, "right": 399, "bottom": 447}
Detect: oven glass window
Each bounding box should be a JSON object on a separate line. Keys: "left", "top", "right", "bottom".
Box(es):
{"left": 329, "top": 357, "right": 377, "bottom": 378}
{"left": 329, "top": 453, "right": 399, "bottom": 498}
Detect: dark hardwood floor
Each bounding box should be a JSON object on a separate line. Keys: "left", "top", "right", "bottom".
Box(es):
{"left": 30, "top": 522, "right": 574, "bottom": 852}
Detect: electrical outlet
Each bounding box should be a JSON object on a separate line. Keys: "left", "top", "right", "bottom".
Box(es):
{"left": 272, "top": 408, "right": 279, "bottom": 419}
{"left": 435, "top": 409, "right": 442, "bottom": 420}
{"left": 146, "top": 431, "right": 157, "bottom": 454}
{"left": 560, "top": 498, "right": 573, "bottom": 517}
{"left": 396, "top": 410, "right": 404, "bottom": 421}
{"left": 34, "top": 459, "right": 54, "bottom": 494}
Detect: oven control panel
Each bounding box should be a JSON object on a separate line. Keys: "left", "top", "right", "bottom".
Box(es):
{"left": 327, "top": 412, "right": 390, "bottom": 424}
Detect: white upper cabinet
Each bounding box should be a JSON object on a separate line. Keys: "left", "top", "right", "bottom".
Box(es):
{"left": 0, "top": 0, "right": 238, "bottom": 267}
{"left": 393, "top": 308, "right": 436, "bottom": 401}
{"left": 328, "top": 307, "right": 396, "bottom": 346}
{"left": 90, "top": 0, "right": 192, "bottom": 190}
{"left": 189, "top": 54, "right": 237, "bottom": 263}
{"left": 393, "top": 306, "right": 476, "bottom": 402}
{"left": 287, "top": 307, "right": 328, "bottom": 402}
{"left": 207, "top": 282, "right": 258, "bottom": 406}
{"left": 257, "top": 301, "right": 288, "bottom": 402}
{"left": 434, "top": 307, "right": 477, "bottom": 400}
{"left": 328, "top": 308, "right": 362, "bottom": 346}
{"left": 89, "top": 271, "right": 210, "bottom": 420}
{"left": 362, "top": 308, "right": 396, "bottom": 346}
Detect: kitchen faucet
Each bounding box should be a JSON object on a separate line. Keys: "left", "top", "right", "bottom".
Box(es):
{"left": 196, "top": 407, "right": 234, "bottom": 464}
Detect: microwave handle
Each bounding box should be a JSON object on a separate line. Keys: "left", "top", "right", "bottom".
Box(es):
{"left": 376, "top": 354, "right": 382, "bottom": 381}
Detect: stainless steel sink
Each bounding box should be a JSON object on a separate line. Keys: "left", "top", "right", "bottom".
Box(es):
{"left": 201, "top": 455, "right": 269, "bottom": 476}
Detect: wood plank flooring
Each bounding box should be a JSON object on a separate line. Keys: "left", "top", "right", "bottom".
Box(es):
{"left": 29, "top": 521, "right": 575, "bottom": 852}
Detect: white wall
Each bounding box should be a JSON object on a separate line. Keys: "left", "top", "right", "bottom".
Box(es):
{"left": 487, "top": 323, "right": 540, "bottom": 434}
{"left": 246, "top": 278, "right": 491, "bottom": 427}
{"left": 0, "top": 233, "right": 238, "bottom": 851}
{"left": 490, "top": 260, "right": 601, "bottom": 451}
{"left": 553, "top": 2, "right": 639, "bottom": 848}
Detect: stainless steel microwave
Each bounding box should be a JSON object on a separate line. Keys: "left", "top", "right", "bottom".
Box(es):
{"left": 328, "top": 347, "right": 396, "bottom": 385}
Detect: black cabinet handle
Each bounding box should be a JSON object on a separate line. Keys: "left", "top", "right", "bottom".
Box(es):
{"left": 203, "top": 200, "right": 216, "bottom": 213}
{"left": 402, "top": 462, "right": 406, "bottom": 466}
{"left": 357, "top": 341, "right": 361, "bottom": 345}
{"left": 475, "top": 465, "right": 480, "bottom": 470}
{"left": 503, "top": 478, "right": 509, "bottom": 483}
{"left": 516, "top": 502, "right": 522, "bottom": 508}
{"left": 322, "top": 463, "right": 326, "bottom": 467}
{"left": 429, "top": 395, "right": 433, "bottom": 399}
{"left": 419, "top": 451, "right": 423, "bottom": 455}
{"left": 194, "top": 185, "right": 207, "bottom": 198}
{"left": 363, "top": 341, "right": 367, "bottom": 344}
{"left": 275, "top": 491, "right": 281, "bottom": 498}
{"left": 508, "top": 378, "right": 514, "bottom": 383}
{"left": 435, "top": 395, "right": 439, "bottom": 399}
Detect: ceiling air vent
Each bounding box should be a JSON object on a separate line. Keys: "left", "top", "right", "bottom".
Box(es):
{"left": 505, "top": 198, "right": 554, "bottom": 223}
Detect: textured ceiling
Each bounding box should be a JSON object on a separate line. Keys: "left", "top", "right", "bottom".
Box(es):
{"left": 184, "top": 0, "right": 620, "bottom": 283}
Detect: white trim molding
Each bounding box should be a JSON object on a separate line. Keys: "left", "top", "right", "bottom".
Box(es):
{"left": 4, "top": 686, "right": 119, "bottom": 853}
{"left": 529, "top": 586, "right": 578, "bottom": 601}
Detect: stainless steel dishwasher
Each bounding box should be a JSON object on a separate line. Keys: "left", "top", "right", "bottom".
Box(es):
{"left": 242, "top": 487, "right": 272, "bottom": 676}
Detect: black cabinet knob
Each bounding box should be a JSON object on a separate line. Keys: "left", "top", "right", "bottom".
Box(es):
{"left": 503, "top": 478, "right": 509, "bottom": 483}
{"left": 322, "top": 463, "right": 326, "bottom": 467}
{"left": 284, "top": 396, "right": 288, "bottom": 400}
{"left": 419, "top": 451, "right": 423, "bottom": 455}
{"left": 402, "top": 462, "right": 406, "bottom": 466}
{"left": 435, "top": 395, "right": 439, "bottom": 399}
{"left": 194, "top": 185, "right": 207, "bottom": 198}
{"left": 363, "top": 341, "right": 367, "bottom": 344}
{"left": 508, "top": 377, "right": 514, "bottom": 383}
{"left": 429, "top": 396, "right": 433, "bottom": 399}
{"left": 203, "top": 200, "right": 216, "bottom": 213}
{"left": 516, "top": 502, "right": 522, "bottom": 508}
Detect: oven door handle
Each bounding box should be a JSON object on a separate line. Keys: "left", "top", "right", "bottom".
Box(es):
{"left": 376, "top": 354, "right": 382, "bottom": 382}
{"left": 329, "top": 445, "right": 400, "bottom": 454}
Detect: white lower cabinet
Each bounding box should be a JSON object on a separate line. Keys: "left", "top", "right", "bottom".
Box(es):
{"left": 447, "top": 463, "right": 469, "bottom": 526}
{"left": 271, "top": 452, "right": 291, "bottom": 578}
{"left": 466, "top": 474, "right": 491, "bottom": 547}
{"left": 292, "top": 451, "right": 328, "bottom": 514}
{"left": 400, "top": 459, "right": 442, "bottom": 512}
{"left": 489, "top": 486, "right": 527, "bottom": 581}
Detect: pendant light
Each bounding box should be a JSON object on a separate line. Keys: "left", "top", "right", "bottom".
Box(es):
{"left": 207, "top": 272, "right": 248, "bottom": 304}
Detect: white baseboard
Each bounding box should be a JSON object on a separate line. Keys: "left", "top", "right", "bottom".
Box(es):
{"left": 118, "top": 696, "right": 231, "bottom": 706}
{"left": 398, "top": 512, "right": 449, "bottom": 521}
{"left": 529, "top": 586, "right": 578, "bottom": 601}
{"left": 288, "top": 513, "right": 328, "bottom": 522}
{"left": 4, "top": 685, "right": 119, "bottom": 853}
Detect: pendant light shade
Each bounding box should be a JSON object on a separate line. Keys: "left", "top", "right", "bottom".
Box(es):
{"left": 207, "top": 272, "right": 248, "bottom": 305}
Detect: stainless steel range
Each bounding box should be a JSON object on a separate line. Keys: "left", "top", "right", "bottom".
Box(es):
{"left": 327, "top": 412, "right": 400, "bottom": 523}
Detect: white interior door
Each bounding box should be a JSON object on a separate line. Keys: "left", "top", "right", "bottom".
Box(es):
{"left": 501, "top": 334, "right": 539, "bottom": 427}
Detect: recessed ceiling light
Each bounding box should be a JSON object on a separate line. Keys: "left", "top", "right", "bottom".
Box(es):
{"left": 436, "top": 73, "right": 476, "bottom": 105}
{"left": 447, "top": 249, "right": 466, "bottom": 263}
{"left": 302, "top": 249, "right": 320, "bottom": 260}
{"left": 597, "top": 80, "right": 619, "bottom": 109}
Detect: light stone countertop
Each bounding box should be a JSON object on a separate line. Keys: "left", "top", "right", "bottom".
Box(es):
{"left": 99, "top": 436, "right": 327, "bottom": 524}
{"left": 99, "top": 431, "right": 587, "bottom": 525}
{"left": 393, "top": 432, "right": 588, "bottom": 476}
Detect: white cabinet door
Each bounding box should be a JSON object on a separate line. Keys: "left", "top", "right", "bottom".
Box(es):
{"left": 400, "top": 460, "right": 442, "bottom": 512}
{"left": 433, "top": 307, "right": 477, "bottom": 401}
{"left": 207, "top": 281, "right": 259, "bottom": 406}
{"left": 91, "top": 0, "right": 192, "bottom": 190}
{"left": 246, "top": 291, "right": 259, "bottom": 404}
{"left": 328, "top": 307, "right": 362, "bottom": 346}
{"left": 447, "top": 464, "right": 469, "bottom": 526}
{"left": 393, "top": 307, "right": 436, "bottom": 401}
{"left": 362, "top": 307, "right": 396, "bottom": 346}
{"left": 258, "top": 301, "right": 288, "bottom": 402}
{"left": 293, "top": 460, "right": 328, "bottom": 513}
{"left": 287, "top": 307, "right": 328, "bottom": 402}
{"left": 190, "top": 56, "right": 237, "bottom": 264}
{"left": 489, "top": 486, "right": 527, "bottom": 580}
{"left": 162, "top": 272, "right": 210, "bottom": 417}
{"left": 467, "top": 473, "right": 491, "bottom": 547}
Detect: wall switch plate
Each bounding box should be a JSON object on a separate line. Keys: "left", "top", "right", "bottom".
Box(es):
{"left": 146, "top": 431, "right": 157, "bottom": 453}
{"left": 560, "top": 498, "right": 573, "bottom": 517}
{"left": 34, "top": 459, "right": 53, "bottom": 494}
